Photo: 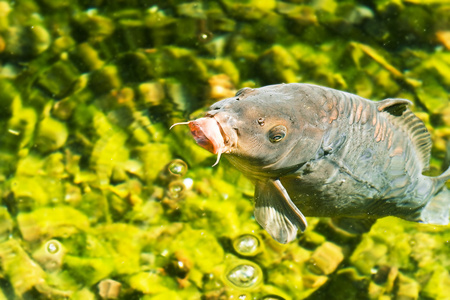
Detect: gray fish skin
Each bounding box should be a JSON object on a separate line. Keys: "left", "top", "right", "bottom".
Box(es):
{"left": 184, "top": 83, "right": 450, "bottom": 243}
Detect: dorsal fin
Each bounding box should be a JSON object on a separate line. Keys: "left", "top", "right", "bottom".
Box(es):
{"left": 376, "top": 99, "right": 412, "bottom": 115}
{"left": 376, "top": 98, "right": 432, "bottom": 171}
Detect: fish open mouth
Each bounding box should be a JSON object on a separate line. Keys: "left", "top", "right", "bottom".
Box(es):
{"left": 188, "top": 117, "right": 226, "bottom": 155}
{"left": 170, "top": 116, "right": 229, "bottom": 166}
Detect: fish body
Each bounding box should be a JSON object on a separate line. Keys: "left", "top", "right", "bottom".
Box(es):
{"left": 178, "top": 83, "right": 450, "bottom": 243}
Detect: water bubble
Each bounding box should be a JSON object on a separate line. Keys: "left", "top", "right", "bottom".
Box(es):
{"left": 262, "top": 296, "right": 286, "bottom": 300}
{"left": 167, "top": 252, "right": 191, "bottom": 279}
{"left": 203, "top": 272, "right": 224, "bottom": 291}
{"left": 198, "top": 31, "right": 213, "bottom": 42}
{"left": 233, "top": 234, "right": 261, "bottom": 257}
{"left": 225, "top": 261, "right": 263, "bottom": 290}
{"left": 183, "top": 178, "right": 194, "bottom": 190}
{"left": 167, "top": 159, "right": 188, "bottom": 177}
{"left": 167, "top": 180, "right": 186, "bottom": 200}
{"left": 46, "top": 240, "right": 61, "bottom": 254}
{"left": 34, "top": 239, "right": 66, "bottom": 271}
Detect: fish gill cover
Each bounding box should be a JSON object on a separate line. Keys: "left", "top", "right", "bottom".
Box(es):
{"left": 0, "top": 0, "right": 449, "bottom": 299}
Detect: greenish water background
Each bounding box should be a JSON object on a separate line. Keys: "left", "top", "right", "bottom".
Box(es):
{"left": 0, "top": 0, "right": 449, "bottom": 299}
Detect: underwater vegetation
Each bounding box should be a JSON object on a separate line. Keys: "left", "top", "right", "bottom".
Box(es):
{"left": 0, "top": 0, "right": 449, "bottom": 299}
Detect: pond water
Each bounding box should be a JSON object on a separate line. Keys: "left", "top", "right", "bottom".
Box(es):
{"left": 0, "top": 0, "right": 449, "bottom": 299}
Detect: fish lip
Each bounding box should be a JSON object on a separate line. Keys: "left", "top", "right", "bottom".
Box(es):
{"left": 188, "top": 117, "right": 228, "bottom": 155}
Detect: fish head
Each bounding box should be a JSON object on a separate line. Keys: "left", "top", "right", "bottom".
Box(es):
{"left": 186, "top": 84, "right": 327, "bottom": 177}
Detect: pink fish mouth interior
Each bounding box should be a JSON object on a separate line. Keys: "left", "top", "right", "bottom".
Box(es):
{"left": 188, "top": 117, "right": 226, "bottom": 154}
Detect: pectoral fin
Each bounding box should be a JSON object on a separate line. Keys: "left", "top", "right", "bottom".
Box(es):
{"left": 254, "top": 179, "right": 307, "bottom": 244}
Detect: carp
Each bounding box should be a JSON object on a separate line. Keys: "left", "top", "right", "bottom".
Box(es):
{"left": 172, "top": 83, "right": 450, "bottom": 243}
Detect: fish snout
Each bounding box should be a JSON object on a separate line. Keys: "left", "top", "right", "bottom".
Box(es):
{"left": 188, "top": 117, "right": 226, "bottom": 155}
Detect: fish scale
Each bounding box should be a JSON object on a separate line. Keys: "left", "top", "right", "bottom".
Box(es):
{"left": 332, "top": 95, "right": 418, "bottom": 179}
{"left": 178, "top": 83, "right": 450, "bottom": 243}
{"left": 325, "top": 94, "right": 386, "bottom": 188}
{"left": 315, "top": 89, "right": 431, "bottom": 213}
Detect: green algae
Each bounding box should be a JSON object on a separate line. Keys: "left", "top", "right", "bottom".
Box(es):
{"left": 0, "top": 239, "right": 59, "bottom": 297}
{"left": 17, "top": 206, "right": 90, "bottom": 242}
{"left": 0, "top": 0, "right": 449, "bottom": 299}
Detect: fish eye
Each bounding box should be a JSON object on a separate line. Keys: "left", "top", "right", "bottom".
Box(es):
{"left": 268, "top": 125, "right": 287, "bottom": 143}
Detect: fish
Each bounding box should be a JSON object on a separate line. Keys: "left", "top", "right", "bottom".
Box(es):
{"left": 172, "top": 83, "right": 450, "bottom": 244}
